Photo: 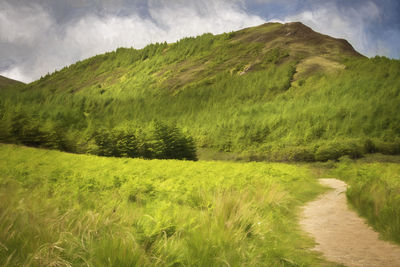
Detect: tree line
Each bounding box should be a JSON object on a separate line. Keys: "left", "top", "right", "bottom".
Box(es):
{"left": 1, "top": 113, "right": 197, "bottom": 161}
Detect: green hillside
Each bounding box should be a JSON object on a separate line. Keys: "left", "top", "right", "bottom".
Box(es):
{"left": 0, "top": 22, "right": 399, "bottom": 161}
{"left": 0, "top": 75, "right": 24, "bottom": 89}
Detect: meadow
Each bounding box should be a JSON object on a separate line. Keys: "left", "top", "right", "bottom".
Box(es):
{"left": 2, "top": 147, "right": 400, "bottom": 266}
{"left": 0, "top": 144, "right": 335, "bottom": 266}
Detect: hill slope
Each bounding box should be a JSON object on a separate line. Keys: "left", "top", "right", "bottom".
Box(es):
{"left": 0, "top": 22, "right": 399, "bottom": 161}
{"left": 0, "top": 75, "right": 24, "bottom": 89}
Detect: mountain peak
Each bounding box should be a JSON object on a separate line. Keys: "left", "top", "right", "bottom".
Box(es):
{"left": 234, "top": 22, "right": 363, "bottom": 58}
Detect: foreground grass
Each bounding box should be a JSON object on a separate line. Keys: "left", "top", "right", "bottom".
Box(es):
{"left": 314, "top": 155, "right": 400, "bottom": 245}
{"left": 0, "top": 144, "right": 333, "bottom": 266}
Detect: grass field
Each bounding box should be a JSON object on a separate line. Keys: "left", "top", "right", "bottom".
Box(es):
{"left": 0, "top": 144, "right": 337, "bottom": 266}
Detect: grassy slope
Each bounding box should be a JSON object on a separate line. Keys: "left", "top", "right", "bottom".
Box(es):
{"left": 1, "top": 22, "right": 399, "bottom": 160}
{"left": 0, "top": 144, "right": 336, "bottom": 266}
{"left": 0, "top": 75, "right": 24, "bottom": 89}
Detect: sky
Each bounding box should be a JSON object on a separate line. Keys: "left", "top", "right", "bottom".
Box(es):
{"left": 0, "top": 0, "right": 399, "bottom": 83}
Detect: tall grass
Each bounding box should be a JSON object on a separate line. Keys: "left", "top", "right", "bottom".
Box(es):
{"left": 323, "top": 157, "right": 400, "bottom": 244}
{"left": 0, "top": 144, "right": 334, "bottom": 266}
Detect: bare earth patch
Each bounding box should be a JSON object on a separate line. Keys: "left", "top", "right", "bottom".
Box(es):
{"left": 301, "top": 178, "right": 400, "bottom": 267}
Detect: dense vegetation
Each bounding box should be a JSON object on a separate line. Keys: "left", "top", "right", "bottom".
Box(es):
{"left": 2, "top": 116, "right": 197, "bottom": 160}
{"left": 325, "top": 156, "right": 400, "bottom": 244}
{"left": 0, "top": 22, "right": 399, "bottom": 161}
{"left": 0, "top": 144, "right": 334, "bottom": 266}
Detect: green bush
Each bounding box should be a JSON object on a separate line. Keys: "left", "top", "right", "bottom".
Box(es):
{"left": 91, "top": 123, "right": 197, "bottom": 161}
{"left": 149, "top": 121, "right": 197, "bottom": 161}
{"left": 364, "top": 139, "right": 377, "bottom": 153}
{"left": 375, "top": 141, "right": 400, "bottom": 155}
{"left": 315, "top": 142, "right": 363, "bottom": 161}
{"left": 288, "top": 147, "right": 316, "bottom": 162}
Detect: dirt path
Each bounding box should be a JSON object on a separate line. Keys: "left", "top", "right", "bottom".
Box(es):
{"left": 300, "top": 178, "right": 400, "bottom": 267}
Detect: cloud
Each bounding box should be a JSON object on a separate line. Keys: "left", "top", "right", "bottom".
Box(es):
{"left": 0, "top": 3, "right": 52, "bottom": 44}
{"left": 0, "top": 0, "right": 264, "bottom": 83}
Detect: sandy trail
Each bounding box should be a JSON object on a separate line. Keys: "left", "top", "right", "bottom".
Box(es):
{"left": 300, "top": 178, "right": 400, "bottom": 267}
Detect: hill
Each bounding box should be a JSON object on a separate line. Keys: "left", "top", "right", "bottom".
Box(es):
{"left": 0, "top": 75, "right": 24, "bottom": 89}
{"left": 0, "top": 22, "right": 399, "bottom": 161}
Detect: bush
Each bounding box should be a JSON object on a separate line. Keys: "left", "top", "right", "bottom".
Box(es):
{"left": 363, "top": 139, "right": 400, "bottom": 156}
{"left": 148, "top": 121, "right": 197, "bottom": 161}
{"left": 375, "top": 141, "right": 400, "bottom": 155}
{"left": 92, "top": 123, "right": 198, "bottom": 161}
{"left": 364, "top": 139, "right": 377, "bottom": 153}
{"left": 10, "top": 113, "right": 70, "bottom": 151}
{"left": 288, "top": 147, "right": 316, "bottom": 162}
{"left": 93, "top": 129, "right": 140, "bottom": 158}
{"left": 315, "top": 142, "right": 363, "bottom": 162}
{"left": 315, "top": 144, "right": 340, "bottom": 162}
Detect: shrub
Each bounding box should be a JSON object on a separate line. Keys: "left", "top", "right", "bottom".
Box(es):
{"left": 375, "top": 141, "right": 400, "bottom": 155}
{"left": 364, "top": 139, "right": 377, "bottom": 154}
{"left": 148, "top": 121, "right": 197, "bottom": 161}
{"left": 288, "top": 147, "right": 316, "bottom": 162}
{"left": 315, "top": 144, "right": 341, "bottom": 162}
{"left": 315, "top": 142, "right": 363, "bottom": 162}
{"left": 91, "top": 123, "right": 197, "bottom": 161}
{"left": 93, "top": 129, "right": 140, "bottom": 158}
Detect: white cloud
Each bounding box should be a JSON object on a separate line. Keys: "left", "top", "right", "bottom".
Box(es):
{"left": 0, "top": 3, "right": 52, "bottom": 44}
{"left": 0, "top": 66, "right": 27, "bottom": 83}
{"left": 0, "top": 1, "right": 264, "bottom": 83}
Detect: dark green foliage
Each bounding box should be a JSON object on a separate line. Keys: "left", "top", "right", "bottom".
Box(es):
{"left": 287, "top": 147, "right": 316, "bottom": 162}
{"left": 363, "top": 139, "right": 400, "bottom": 156}
{"left": 364, "top": 139, "right": 377, "bottom": 154}
{"left": 10, "top": 112, "right": 64, "bottom": 149}
{"left": 315, "top": 142, "right": 363, "bottom": 162}
{"left": 149, "top": 121, "right": 197, "bottom": 160}
{"left": 375, "top": 141, "right": 400, "bottom": 155}
{"left": 93, "top": 130, "right": 126, "bottom": 157}
{"left": 91, "top": 123, "right": 197, "bottom": 160}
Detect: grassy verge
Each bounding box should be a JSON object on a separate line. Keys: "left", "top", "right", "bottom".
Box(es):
{"left": 0, "top": 144, "right": 335, "bottom": 266}
{"left": 314, "top": 155, "right": 400, "bottom": 245}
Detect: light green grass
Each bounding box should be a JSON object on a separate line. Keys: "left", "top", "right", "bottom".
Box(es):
{"left": 323, "top": 157, "right": 400, "bottom": 245}
{"left": 0, "top": 144, "right": 336, "bottom": 266}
